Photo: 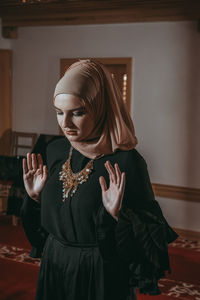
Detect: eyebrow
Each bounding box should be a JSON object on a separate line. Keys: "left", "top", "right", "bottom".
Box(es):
{"left": 53, "top": 105, "right": 85, "bottom": 111}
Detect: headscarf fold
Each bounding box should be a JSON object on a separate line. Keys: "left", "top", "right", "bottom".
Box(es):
{"left": 54, "top": 59, "right": 138, "bottom": 159}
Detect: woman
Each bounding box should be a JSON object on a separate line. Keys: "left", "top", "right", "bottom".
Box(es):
{"left": 21, "top": 59, "right": 178, "bottom": 300}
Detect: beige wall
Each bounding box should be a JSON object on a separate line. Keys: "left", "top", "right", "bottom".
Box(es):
{"left": 1, "top": 20, "right": 200, "bottom": 231}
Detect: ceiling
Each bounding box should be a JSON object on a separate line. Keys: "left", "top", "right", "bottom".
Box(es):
{"left": 0, "top": 0, "right": 200, "bottom": 38}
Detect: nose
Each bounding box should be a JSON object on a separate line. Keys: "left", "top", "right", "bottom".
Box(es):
{"left": 62, "top": 114, "right": 73, "bottom": 129}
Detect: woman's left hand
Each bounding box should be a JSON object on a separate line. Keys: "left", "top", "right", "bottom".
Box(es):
{"left": 99, "top": 160, "right": 125, "bottom": 221}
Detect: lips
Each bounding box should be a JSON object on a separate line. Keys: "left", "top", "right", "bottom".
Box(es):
{"left": 65, "top": 130, "right": 77, "bottom": 135}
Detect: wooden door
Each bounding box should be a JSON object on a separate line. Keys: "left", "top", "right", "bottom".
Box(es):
{"left": 0, "top": 49, "right": 12, "bottom": 155}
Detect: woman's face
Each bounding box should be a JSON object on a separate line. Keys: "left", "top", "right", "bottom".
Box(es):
{"left": 54, "top": 94, "right": 95, "bottom": 142}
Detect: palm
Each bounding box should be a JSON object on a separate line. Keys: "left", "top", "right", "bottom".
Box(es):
{"left": 99, "top": 161, "right": 125, "bottom": 220}
{"left": 24, "top": 169, "right": 46, "bottom": 195}
{"left": 23, "top": 153, "right": 48, "bottom": 202}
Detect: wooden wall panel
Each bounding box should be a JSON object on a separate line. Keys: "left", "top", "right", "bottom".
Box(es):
{"left": 0, "top": 50, "right": 12, "bottom": 156}
{"left": 0, "top": 0, "right": 200, "bottom": 36}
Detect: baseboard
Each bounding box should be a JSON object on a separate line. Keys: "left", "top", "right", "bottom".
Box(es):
{"left": 152, "top": 183, "right": 200, "bottom": 203}
{"left": 173, "top": 227, "right": 200, "bottom": 241}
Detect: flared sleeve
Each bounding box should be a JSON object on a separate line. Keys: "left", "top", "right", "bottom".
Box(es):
{"left": 115, "top": 152, "right": 178, "bottom": 295}
{"left": 97, "top": 149, "right": 178, "bottom": 295}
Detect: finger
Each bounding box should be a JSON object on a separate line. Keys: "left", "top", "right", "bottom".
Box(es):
{"left": 119, "top": 172, "right": 126, "bottom": 209}
{"left": 37, "top": 154, "right": 43, "bottom": 169}
{"left": 105, "top": 161, "right": 116, "bottom": 183}
{"left": 22, "top": 158, "right": 28, "bottom": 175}
{"left": 99, "top": 176, "right": 107, "bottom": 192}
{"left": 26, "top": 153, "right": 33, "bottom": 170}
{"left": 120, "top": 172, "right": 126, "bottom": 191}
{"left": 31, "top": 153, "right": 37, "bottom": 171}
{"left": 42, "top": 165, "right": 48, "bottom": 181}
{"left": 115, "top": 172, "right": 125, "bottom": 212}
{"left": 114, "top": 163, "right": 121, "bottom": 186}
{"left": 37, "top": 154, "right": 43, "bottom": 174}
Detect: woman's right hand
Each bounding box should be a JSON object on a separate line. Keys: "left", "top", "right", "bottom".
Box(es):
{"left": 22, "top": 153, "right": 48, "bottom": 202}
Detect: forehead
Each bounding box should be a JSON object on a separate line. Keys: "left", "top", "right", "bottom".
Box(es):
{"left": 54, "top": 94, "right": 84, "bottom": 110}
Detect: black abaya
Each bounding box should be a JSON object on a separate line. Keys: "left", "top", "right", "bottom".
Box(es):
{"left": 21, "top": 137, "right": 178, "bottom": 300}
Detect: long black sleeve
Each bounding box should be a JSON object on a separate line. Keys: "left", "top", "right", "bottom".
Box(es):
{"left": 20, "top": 137, "right": 69, "bottom": 257}
{"left": 20, "top": 193, "right": 48, "bottom": 257}
{"left": 114, "top": 152, "right": 178, "bottom": 295}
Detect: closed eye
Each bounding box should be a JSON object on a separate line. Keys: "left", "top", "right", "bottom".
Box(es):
{"left": 54, "top": 105, "right": 86, "bottom": 116}
{"left": 56, "top": 111, "right": 63, "bottom": 115}
{"left": 72, "top": 110, "right": 86, "bottom": 117}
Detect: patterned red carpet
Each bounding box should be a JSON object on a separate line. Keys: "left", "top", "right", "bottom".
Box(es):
{"left": 0, "top": 216, "right": 200, "bottom": 300}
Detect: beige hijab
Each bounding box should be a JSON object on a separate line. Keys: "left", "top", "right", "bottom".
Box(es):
{"left": 54, "top": 59, "right": 138, "bottom": 159}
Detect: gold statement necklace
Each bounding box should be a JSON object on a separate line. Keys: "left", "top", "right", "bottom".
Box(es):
{"left": 59, "top": 147, "right": 94, "bottom": 202}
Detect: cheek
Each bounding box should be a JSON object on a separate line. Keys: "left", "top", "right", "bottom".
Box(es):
{"left": 86, "top": 120, "right": 95, "bottom": 133}
{"left": 79, "top": 116, "right": 95, "bottom": 132}
{"left": 56, "top": 115, "right": 62, "bottom": 126}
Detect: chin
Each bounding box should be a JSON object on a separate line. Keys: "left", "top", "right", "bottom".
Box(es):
{"left": 64, "top": 134, "right": 80, "bottom": 142}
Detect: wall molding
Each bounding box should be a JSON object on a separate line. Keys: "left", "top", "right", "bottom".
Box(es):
{"left": 152, "top": 183, "right": 200, "bottom": 203}
{"left": 173, "top": 227, "right": 200, "bottom": 241}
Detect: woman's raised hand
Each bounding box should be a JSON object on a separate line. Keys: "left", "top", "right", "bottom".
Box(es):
{"left": 22, "top": 153, "right": 48, "bottom": 202}
{"left": 99, "top": 161, "right": 125, "bottom": 221}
